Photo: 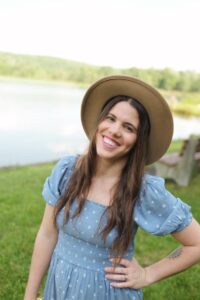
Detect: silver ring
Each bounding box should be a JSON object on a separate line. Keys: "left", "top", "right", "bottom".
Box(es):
{"left": 124, "top": 274, "right": 128, "bottom": 281}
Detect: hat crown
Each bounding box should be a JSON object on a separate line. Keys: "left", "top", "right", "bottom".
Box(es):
{"left": 81, "top": 75, "right": 173, "bottom": 165}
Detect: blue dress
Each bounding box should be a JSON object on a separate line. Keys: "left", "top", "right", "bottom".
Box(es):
{"left": 42, "top": 155, "right": 192, "bottom": 300}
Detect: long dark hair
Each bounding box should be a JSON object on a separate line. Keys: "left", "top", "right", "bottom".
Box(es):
{"left": 56, "top": 95, "right": 150, "bottom": 266}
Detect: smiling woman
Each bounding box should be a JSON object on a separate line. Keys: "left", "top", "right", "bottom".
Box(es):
{"left": 95, "top": 98, "right": 140, "bottom": 161}
{"left": 24, "top": 75, "right": 200, "bottom": 300}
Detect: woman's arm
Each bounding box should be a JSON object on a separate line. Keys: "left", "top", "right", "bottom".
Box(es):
{"left": 144, "top": 217, "right": 200, "bottom": 285}
{"left": 24, "top": 204, "right": 58, "bottom": 300}
{"left": 104, "top": 217, "right": 200, "bottom": 289}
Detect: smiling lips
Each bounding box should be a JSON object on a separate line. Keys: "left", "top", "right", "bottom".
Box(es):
{"left": 102, "top": 136, "right": 120, "bottom": 150}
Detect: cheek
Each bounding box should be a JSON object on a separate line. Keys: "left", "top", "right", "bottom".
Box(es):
{"left": 95, "top": 128, "right": 103, "bottom": 145}
{"left": 97, "top": 121, "right": 107, "bottom": 131}
{"left": 127, "top": 134, "right": 137, "bottom": 148}
{"left": 96, "top": 122, "right": 108, "bottom": 137}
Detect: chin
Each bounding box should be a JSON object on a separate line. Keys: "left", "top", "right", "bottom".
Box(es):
{"left": 96, "top": 148, "right": 127, "bottom": 162}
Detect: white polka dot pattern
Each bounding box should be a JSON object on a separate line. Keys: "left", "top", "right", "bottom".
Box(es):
{"left": 133, "top": 174, "right": 193, "bottom": 235}
{"left": 41, "top": 156, "right": 192, "bottom": 299}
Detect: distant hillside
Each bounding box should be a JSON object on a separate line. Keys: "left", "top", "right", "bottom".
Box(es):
{"left": 0, "top": 51, "right": 200, "bottom": 92}
{"left": 0, "top": 52, "right": 117, "bottom": 85}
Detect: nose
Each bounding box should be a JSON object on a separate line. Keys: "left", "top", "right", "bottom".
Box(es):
{"left": 108, "top": 122, "right": 121, "bottom": 137}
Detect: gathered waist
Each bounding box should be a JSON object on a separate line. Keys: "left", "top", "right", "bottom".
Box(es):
{"left": 54, "top": 232, "right": 112, "bottom": 272}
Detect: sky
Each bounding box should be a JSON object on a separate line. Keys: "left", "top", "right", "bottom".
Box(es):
{"left": 0, "top": 0, "right": 200, "bottom": 72}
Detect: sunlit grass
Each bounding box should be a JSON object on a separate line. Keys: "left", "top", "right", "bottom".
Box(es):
{"left": 161, "top": 89, "right": 200, "bottom": 116}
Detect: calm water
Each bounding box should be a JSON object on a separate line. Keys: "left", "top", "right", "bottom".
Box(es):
{"left": 0, "top": 79, "right": 200, "bottom": 167}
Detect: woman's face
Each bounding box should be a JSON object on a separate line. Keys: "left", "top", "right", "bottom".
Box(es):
{"left": 95, "top": 101, "right": 139, "bottom": 162}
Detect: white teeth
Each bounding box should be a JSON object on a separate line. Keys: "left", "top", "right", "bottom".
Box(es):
{"left": 104, "top": 136, "right": 117, "bottom": 146}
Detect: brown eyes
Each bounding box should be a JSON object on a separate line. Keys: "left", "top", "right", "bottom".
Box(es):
{"left": 105, "top": 115, "right": 135, "bottom": 133}
{"left": 125, "top": 126, "right": 134, "bottom": 132}
{"left": 106, "top": 115, "right": 115, "bottom": 122}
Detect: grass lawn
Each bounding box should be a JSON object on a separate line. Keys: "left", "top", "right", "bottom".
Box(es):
{"left": 0, "top": 151, "right": 200, "bottom": 299}
{"left": 161, "top": 90, "right": 200, "bottom": 116}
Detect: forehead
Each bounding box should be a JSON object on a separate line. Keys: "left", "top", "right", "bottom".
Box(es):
{"left": 109, "top": 101, "right": 139, "bottom": 122}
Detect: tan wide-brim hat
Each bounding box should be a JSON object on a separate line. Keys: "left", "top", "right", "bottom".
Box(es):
{"left": 81, "top": 75, "right": 173, "bottom": 165}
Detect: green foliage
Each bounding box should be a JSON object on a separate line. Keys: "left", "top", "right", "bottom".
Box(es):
{"left": 159, "top": 89, "right": 200, "bottom": 116}
{"left": 1, "top": 51, "right": 200, "bottom": 92}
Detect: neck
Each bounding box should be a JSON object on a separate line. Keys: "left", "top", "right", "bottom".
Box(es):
{"left": 94, "top": 156, "right": 127, "bottom": 179}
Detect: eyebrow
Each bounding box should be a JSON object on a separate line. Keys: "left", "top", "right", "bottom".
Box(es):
{"left": 108, "top": 113, "right": 138, "bottom": 131}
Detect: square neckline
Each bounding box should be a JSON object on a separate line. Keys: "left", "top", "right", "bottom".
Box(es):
{"left": 85, "top": 199, "right": 110, "bottom": 208}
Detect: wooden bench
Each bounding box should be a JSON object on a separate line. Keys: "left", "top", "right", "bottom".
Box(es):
{"left": 154, "top": 135, "right": 200, "bottom": 186}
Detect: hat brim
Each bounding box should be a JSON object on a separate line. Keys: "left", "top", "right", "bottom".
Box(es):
{"left": 81, "top": 75, "right": 173, "bottom": 165}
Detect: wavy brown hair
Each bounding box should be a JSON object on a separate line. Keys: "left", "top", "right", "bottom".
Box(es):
{"left": 56, "top": 95, "right": 150, "bottom": 266}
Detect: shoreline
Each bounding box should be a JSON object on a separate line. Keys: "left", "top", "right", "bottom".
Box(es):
{"left": 0, "top": 75, "right": 88, "bottom": 88}
{"left": 1, "top": 76, "right": 200, "bottom": 117}
{"left": 0, "top": 140, "right": 184, "bottom": 170}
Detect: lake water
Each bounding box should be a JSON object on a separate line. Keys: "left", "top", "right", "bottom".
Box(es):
{"left": 0, "top": 79, "right": 200, "bottom": 168}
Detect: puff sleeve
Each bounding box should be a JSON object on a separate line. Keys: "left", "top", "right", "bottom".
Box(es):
{"left": 133, "top": 174, "right": 193, "bottom": 236}
{"left": 42, "top": 155, "right": 76, "bottom": 206}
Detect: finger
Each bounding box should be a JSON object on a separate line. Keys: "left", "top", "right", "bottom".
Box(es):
{"left": 104, "top": 267, "right": 127, "bottom": 274}
{"left": 105, "top": 273, "right": 128, "bottom": 281}
{"left": 110, "top": 281, "right": 130, "bottom": 288}
{"left": 110, "top": 258, "right": 130, "bottom": 267}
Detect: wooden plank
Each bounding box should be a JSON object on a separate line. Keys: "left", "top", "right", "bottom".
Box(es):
{"left": 154, "top": 135, "right": 200, "bottom": 186}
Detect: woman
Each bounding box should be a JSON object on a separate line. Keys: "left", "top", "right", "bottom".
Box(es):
{"left": 24, "top": 75, "right": 200, "bottom": 300}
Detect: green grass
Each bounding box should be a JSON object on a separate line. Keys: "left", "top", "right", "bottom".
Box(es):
{"left": 135, "top": 174, "right": 200, "bottom": 299}
{"left": 167, "top": 139, "right": 182, "bottom": 153}
{"left": 0, "top": 157, "right": 200, "bottom": 299}
{"left": 161, "top": 90, "right": 200, "bottom": 116}
{"left": 0, "top": 162, "right": 54, "bottom": 300}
